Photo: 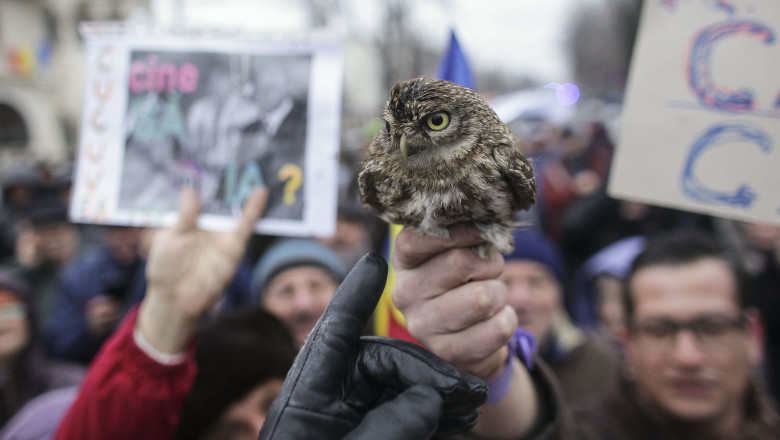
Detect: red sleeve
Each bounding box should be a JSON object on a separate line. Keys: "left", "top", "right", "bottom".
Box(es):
{"left": 53, "top": 306, "right": 198, "bottom": 440}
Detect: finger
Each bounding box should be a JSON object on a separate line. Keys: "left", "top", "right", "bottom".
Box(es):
{"left": 393, "top": 248, "right": 503, "bottom": 305}
{"left": 277, "top": 253, "right": 388, "bottom": 402}
{"left": 233, "top": 186, "right": 268, "bottom": 242}
{"left": 343, "top": 385, "right": 442, "bottom": 440}
{"left": 403, "top": 279, "right": 508, "bottom": 335}
{"left": 423, "top": 305, "right": 517, "bottom": 376}
{"left": 173, "top": 186, "right": 200, "bottom": 233}
{"left": 394, "top": 224, "right": 484, "bottom": 269}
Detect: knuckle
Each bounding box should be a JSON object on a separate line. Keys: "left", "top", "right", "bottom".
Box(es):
{"left": 445, "top": 249, "right": 480, "bottom": 283}
{"left": 391, "top": 284, "right": 411, "bottom": 310}
{"left": 393, "top": 231, "right": 416, "bottom": 263}
{"left": 496, "top": 306, "right": 519, "bottom": 340}
{"left": 470, "top": 281, "right": 503, "bottom": 317}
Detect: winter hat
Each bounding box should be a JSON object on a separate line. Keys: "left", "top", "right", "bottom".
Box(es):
{"left": 28, "top": 202, "right": 69, "bottom": 228}
{"left": 505, "top": 229, "right": 567, "bottom": 286}
{"left": 251, "top": 239, "right": 347, "bottom": 302}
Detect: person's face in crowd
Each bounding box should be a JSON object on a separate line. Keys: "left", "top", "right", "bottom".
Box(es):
{"left": 740, "top": 221, "right": 780, "bottom": 251}
{"left": 215, "top": 378, "right": 284, "bottom": 439}
{"left": 102, "top": 226, "right": 142, "bottom": 265}
{"left": 35, "top": 222, "right": 79, "bottom": 264}
{"left": 595, "top": 273, "right": 627, "bottom": 346}
{"left": 261, "top": 266, "right": 339, "bottom": 347}
{"left": 0, "top": 291, "right": 29, "bottom": 364}
{"left": 4, "top": 184, "right": 35, "bottom": 207}
{"left": 501, "top": 261, "right": 560, "bottom": 345}
{"left": 625, "top": 258, "right": 762, "bottom": 433}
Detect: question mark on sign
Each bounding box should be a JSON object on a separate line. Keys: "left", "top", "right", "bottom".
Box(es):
{"left": 278, "top": 164, "right": 303, "bottom": 206}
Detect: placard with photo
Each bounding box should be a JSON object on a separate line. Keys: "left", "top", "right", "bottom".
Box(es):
{"left": 71, "top": 26, "right": 343, "bottom": 237}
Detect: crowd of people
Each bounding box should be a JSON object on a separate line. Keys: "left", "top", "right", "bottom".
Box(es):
{"left": 0, "top": 112, "right": 778, "bottom": 439}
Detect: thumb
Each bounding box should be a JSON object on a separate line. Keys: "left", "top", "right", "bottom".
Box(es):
{"left": 343, "top": 385, "right": 442, "bottom": 440}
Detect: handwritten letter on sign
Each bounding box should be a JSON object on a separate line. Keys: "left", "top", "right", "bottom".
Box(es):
{"left": 608, "top": 0, "right": 780, "bottom": 226}
{"left": 71, "top": 29, "right": 343, "bottom": 237}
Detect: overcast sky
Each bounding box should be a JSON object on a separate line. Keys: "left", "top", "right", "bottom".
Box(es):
{"left": 155, "top": 0, "right": 582, "bottom": 84}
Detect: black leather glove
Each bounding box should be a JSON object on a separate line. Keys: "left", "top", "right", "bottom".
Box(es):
{"left": 258, "top": 253, "right": 488, "bottom": 440}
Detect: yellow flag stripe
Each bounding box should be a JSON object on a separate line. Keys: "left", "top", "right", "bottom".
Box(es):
{"left": 373, "top": 223, "right": 406, "bottom": 336}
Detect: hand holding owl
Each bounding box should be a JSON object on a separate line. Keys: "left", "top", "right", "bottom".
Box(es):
{"left": 362, "top": 77, "right": 540, "bottom": 438}
{"left": 391, "top": 224, "right": 515, "bottom": 379}
{"left": 359, "top": 77, "right": 536, "bottom": 259}
{"left": 391, "top": 225, "right": 541, "bottom": 438}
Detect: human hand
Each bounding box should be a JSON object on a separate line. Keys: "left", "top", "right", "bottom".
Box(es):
{"left": 14, "top": 228, "right": 42, "bottom": 267}
{"left": 138, "top": 186, "right": 267, "bottom": 354}
{"left": 392, "top": 225, "right": 518, "bottom": 381}
{"left": 574, "top": 169, "right": 601, "bottom": 195}
{"left": 86, "top": 295, "right": 122, "bottom": 336}
{"left": 259, "top": 254, "right": 487, "bottom": 440}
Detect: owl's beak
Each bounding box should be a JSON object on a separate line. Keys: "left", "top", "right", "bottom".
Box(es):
{"left": 399, "top": 134, "right": 408, "bottom": 159}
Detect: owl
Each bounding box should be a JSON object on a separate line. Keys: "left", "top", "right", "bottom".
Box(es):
{"left": 358, "top": 77, "right": 536, "bottom": 259}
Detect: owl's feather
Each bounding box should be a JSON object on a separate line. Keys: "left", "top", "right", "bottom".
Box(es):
{"left": 358, "top": 77, "right": 536, "bottom": 258}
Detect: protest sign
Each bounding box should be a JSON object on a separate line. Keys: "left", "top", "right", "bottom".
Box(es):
{"left": 71, "top": 25, "right": 343, "bottom": 237}
{"left": 609, "top": 0, "right": 780, "bottom": 226}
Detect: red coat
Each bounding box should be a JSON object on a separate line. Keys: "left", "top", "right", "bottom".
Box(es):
{"left": 53, "top": 307, "right": 197, "bottom": 440}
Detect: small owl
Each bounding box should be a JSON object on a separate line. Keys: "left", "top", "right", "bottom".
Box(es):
{"left": 358, "top": 77, "right": 536, "bottom": 258}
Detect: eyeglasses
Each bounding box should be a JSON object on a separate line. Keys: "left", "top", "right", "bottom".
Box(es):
{"left": 631, "top": 314, "right": 747, "bottom": 352}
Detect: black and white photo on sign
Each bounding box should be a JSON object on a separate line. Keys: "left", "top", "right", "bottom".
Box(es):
{"left": 119, "top": 50, "right": 312, "bottom": 221}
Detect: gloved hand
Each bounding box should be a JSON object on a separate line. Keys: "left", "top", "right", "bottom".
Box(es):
{"left": 258, "top": 253, "right": 488, "bottom": 440}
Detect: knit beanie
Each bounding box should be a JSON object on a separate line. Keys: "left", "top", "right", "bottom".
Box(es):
{"left": 250, "top": 239, "right": 347, "bottom": 302}
{"left": 505, "top": 229, "right": 567, "bottom": 286}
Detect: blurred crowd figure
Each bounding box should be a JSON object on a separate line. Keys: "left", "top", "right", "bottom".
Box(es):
{"left": 250, "top": 239, "right": 348, "bottom": 348}
{"left": 0, "top": 109, "right": 778, "bottom": 438}
{"left": 500, "top": 229, "right": 621, "bottom": 405}
{"left": 0, "top": 270, "right": 84, "bottom": 430}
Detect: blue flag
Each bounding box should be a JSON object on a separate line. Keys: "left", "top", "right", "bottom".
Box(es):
{"left": 436, "top": 30, "right": 474, "bottom": 90}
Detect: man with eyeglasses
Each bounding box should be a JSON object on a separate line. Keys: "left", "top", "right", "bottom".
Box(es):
{"left": 392, "top": 227, "right": 780, "bottom": 439}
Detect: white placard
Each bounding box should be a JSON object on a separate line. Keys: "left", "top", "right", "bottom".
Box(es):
{"left": 71, "top": 26, "right": 343, "bottom": 237}
{"left": 609, "top": 0, "right": 780, "bottom": 226}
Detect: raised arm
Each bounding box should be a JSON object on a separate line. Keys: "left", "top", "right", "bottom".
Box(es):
{"left": 54, "top": 187, "right": 267, "bottom": 440}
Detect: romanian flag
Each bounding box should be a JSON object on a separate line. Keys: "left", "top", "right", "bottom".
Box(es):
{"left": 7, "top": 40, "right": 52, "bottom": 79}
{"left": 373, "top": 30, "right": 474, "bottom": 340}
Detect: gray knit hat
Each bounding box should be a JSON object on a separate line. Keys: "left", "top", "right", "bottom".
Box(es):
{"left": 251, "top": 239, "right": 347, "bottom": 302}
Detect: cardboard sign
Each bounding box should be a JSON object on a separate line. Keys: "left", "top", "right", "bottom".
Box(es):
{"left": 71, "top": 26, "right": 343, "bottom": 237}
{"left": 609, "top": 0, "right": 780, "bottom": 226}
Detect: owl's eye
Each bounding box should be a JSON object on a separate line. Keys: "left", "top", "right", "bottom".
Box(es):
{"left": 425, "top": 112, "right": 450, "bottom": 131}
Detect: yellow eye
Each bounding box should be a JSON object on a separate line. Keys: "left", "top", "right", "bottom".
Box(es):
{"left": 425, "top": 112, "right": 450, "bottom": 131}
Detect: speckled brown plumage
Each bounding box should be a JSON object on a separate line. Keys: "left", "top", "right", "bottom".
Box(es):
{"left": 358, "top": 77, "right": 536, "bottom": 258}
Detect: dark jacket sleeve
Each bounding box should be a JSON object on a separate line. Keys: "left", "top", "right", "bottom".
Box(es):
{"left": 522, "top": 355, "right": 578, "bottom": 440}
{"left": 44, "top": 262, "right": 103, "bottom": 363}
